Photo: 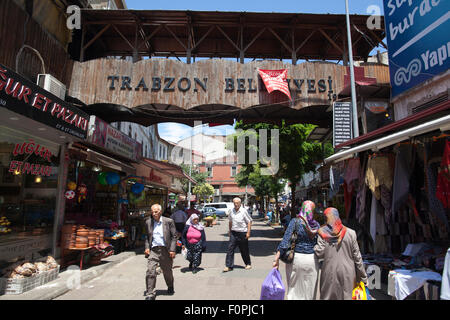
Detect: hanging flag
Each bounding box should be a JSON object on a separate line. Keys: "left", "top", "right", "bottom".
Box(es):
{"left": 258, "top": 69, "right": 291, "bottom": 100}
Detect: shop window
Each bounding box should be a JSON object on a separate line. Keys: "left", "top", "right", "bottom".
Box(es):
{"left": 207, "top": 166, "right": 213, "bottom": 177}
{"left": 0, "top": 126, "right": 61, "bottom": 252}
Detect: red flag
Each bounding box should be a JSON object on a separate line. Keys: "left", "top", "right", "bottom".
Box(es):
{"left": 258, "top": 69, "right": 291, "bottom": 100}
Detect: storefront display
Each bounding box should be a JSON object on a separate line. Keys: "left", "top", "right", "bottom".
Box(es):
{"left": 0, "top": 126, "right": 61, "bottom": 263}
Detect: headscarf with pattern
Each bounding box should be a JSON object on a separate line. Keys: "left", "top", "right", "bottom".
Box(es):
{"left": 318, "top": 207, "right": 347, "bottom": 245}
{"left": 298, "top": 200, "right": 320, "bottom": 230}
{"left": 186, "top": 214, "right": 204, "bottom": 231}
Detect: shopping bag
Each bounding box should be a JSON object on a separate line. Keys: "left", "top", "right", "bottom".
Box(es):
{"left": 260, "top": 268, "right": 286, "bottom": 300}
{"left": 181, "top": 247, "right": 188, "bottom": 260}
{"left": 352, "top": 281, "right": 369, "bottom": 300}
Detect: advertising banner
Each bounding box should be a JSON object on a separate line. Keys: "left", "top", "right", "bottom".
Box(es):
{"left": 383, "top": 0, "right": 450, "bottom": 98}
{"left": 258, "top": 69, "right": 292, "bottom": 100}
{"left": 88, "top": 116, "right": 142, "bottom": 162}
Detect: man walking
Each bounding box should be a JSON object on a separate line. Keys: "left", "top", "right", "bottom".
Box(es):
{"left": 144, "top": 204, "right": 178, "bottom": 300}
{"left": 223, "top": 197, "right": 253, "bottom": 272}
{"left": 171, "top": 200, "right": 188, "bottom": 235}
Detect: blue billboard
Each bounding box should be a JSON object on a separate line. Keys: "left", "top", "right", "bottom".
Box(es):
{"left": 383, "top": 0, "right": 450, "bottom": 98}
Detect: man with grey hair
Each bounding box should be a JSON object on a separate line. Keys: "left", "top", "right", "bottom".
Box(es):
{"left": 144, "top": 203, "right": 177, "bottom": 300}
{"left": 223, "top": 197, "right": 253, "bottom": 272}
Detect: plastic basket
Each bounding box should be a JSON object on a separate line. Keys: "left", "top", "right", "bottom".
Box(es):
{"left": 0, "top": 273, "right": 42, "bottom": 295}
{"left": 0, "top": 266, "right": 60, "bottom": 295}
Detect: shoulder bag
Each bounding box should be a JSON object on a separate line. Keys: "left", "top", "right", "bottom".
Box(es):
{"left": 280, "top": 218, "right": 300, "bottom": 264}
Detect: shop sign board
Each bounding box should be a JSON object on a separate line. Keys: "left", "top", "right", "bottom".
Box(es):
{"left": 88, "top": 116, "right": 142, "bottom": 162}
{"left": 0, "top": 64, "right": 89, "bottom": 139}
{"left": 69, "top": 60, "right": 391, "bottom": 111}
{"left": 383, "top": 0, "right": 450, "bottom": 98}
{"left": 0, "top": 235, "right": 52, "bottom": 262}
{"left": 333, "top": 102, "right": 353, "bottom": 147}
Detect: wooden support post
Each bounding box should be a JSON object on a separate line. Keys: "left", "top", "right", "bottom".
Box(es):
{"left": 80, "top": 27, "right": 86, "bottom": 62}
{"left": 291, "top": 27, "right": 296, "bottom": 65}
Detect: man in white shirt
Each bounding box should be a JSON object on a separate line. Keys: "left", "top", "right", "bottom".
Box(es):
{"left": 223, "top": 197, "right": 253, "bottom": 272}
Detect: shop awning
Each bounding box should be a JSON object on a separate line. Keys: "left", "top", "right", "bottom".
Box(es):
{"left": 141, "top": 159, "right": 197, "bottom": 184}
{"left": 86, "top": 149, "right": 137, "bottom": 175}
{"left": 324, "top": 114, "right": 450, "bottom": 164}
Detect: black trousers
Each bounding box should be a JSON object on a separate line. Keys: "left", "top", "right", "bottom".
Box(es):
{"left": 225, "top": 231, "right": 251, "bottom": 268}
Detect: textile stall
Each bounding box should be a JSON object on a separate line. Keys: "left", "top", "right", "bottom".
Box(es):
{"left": 328, "top": 134, "right": 450, "bottom": 299}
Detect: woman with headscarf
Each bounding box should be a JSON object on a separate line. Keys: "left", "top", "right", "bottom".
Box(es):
{"left": 273, "top": 200, "right": 320, "bottom": 299}
{"left": 314, "top": 207, "right": 368, "bottom": 300}
{"left": 181, "top": 214, "right": 206, "bottom": 274}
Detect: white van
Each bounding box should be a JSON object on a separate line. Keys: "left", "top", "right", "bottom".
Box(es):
{"left": 203, "top": 202, "right": 234, "bottom": 216}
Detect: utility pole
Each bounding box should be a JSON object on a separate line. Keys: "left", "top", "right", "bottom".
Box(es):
{"left": 345, "top": 0, "right": 360, "bottom": 139}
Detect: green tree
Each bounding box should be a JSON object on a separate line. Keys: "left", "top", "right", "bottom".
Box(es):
{"left": 227, "top": 120, "right": 332, "bottom": 216}
{"left": 193, "top": 183, "right": 215, "bottom": 203}
{"left": 179, "top": 164, "right": 207, "bottom": 194}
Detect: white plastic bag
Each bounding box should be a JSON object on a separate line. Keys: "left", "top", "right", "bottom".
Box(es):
{"left": 181, "top": 247, "right": 188, "bottom": 259}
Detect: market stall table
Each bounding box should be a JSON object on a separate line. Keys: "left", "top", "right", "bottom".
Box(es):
{"left": 68, "top": 247, "right": 93, "bottom": 270}
{"left": 388, "top": 268, "right": 442, "bottom": 300}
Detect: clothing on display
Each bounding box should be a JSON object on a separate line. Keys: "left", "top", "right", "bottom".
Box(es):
{"left": 344, "top": 158, "right": 360, "bottom": 193}
{"left": 436, "top": 140, "right": 450, "bottom": 208}
{"left": 424, "top": 145, "right": 449, "bottom": 232}
{"left": 392, "top": 145, "right": 414, "bottom": 216}
{"left": 356, "top": 157, "right": 368, "bottom": 223}
{"left": 365, "top": 155, "right": 393, "bottom": 200}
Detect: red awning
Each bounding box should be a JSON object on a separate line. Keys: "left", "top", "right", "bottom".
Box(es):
{"left": 142, "top": 159, "right": 197, "bottom": 184}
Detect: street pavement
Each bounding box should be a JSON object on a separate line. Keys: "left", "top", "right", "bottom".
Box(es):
{"left": 55, "top": 213, "right": 286, "bottom": 300}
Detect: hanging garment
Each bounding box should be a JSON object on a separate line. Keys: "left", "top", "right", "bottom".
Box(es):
{"left": 344, "top": 158, "right": 360, "bottom": 194}
{"left": 380, "top": 185, "right": 393, "bottom": 228}
{"left": 392, "top": 145, "right": 414, "bottom": 218}
{"left": 343, "top": 182, "right": 353, "bottom": 219}
{"left": 425, "top": 145, "right": 449, "bottom": 231}
{"left": 356, "top": 157, "right": 368, "bottom": 223}
{"left": 370, "top": 192, "right": 377, "bottom": 244}
{"left": 436, "top": 140, "right": 450, "bottom": 208}
{"left": 365, "top": 156, "right": 393, "bottom": 200}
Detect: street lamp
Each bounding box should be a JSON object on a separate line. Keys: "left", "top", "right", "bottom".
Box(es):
{"left": 345, "top": 0, "right": 360, "bottom": 139}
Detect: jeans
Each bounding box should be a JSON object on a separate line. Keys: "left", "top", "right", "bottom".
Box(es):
{"left": 225, "top": 231, "right": 251, "bottom": 268}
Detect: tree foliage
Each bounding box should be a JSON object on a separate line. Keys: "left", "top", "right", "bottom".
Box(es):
{"left": 179, "top": 164, "right": 208, "bottom": 194}
{"left": 193, "top": 183, "right": 215, "bottom": 202}
{"left": 227, "top": 120, "right": 333, "bottom": 212}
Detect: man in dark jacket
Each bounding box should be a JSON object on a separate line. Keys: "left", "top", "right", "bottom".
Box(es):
{"left": 144, "top": 203, "right": 178, "bottom": 300}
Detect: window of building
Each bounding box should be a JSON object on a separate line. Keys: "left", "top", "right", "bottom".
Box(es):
{"left": 231, "top": 166, "right": 237, "bottom": 177}
{"left": 207, "top": 166, "right": 213, "bottom": 177}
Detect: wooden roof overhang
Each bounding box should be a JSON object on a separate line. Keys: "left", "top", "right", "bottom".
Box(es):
{"left": 74, "top": 10, "right": 386, "bottom": 63}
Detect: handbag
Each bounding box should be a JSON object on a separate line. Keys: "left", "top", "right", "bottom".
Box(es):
{"left": 280, "top": 218, "right": 299, "bottom": 264}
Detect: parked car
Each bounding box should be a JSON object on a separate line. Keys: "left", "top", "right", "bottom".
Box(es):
{"left": 203, "top": 202, "right": 233, "bottom": 216}
{"left": 202, "top": 206, "right": 227, "bottom": 218}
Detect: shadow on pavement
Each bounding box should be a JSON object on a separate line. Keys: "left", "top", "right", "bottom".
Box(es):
{"left": 202, "top": 239, "right": 279, "bottom": 257}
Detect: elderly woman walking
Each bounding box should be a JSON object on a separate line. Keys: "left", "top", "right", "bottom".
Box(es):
{"left": 273, "top": 200, "right": 320, "bottom": 300}
{"left": 314, "top": 207, "right": 368, "bottom": 300}
{"left": 181, "top": 214, "right": 206, "bottom": 274}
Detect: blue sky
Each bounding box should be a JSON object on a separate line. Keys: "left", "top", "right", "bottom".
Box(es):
{"left": 126, "top": 0, "right": 386, "bottom": 143}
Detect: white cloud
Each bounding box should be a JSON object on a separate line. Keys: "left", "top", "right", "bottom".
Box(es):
{"left": 158, "top": 123, "right": 235, "bottom": 143}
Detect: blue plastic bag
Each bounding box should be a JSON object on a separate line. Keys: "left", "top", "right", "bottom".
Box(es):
{"left": 260, "top": 268, "right": 286, "bottom": 300}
